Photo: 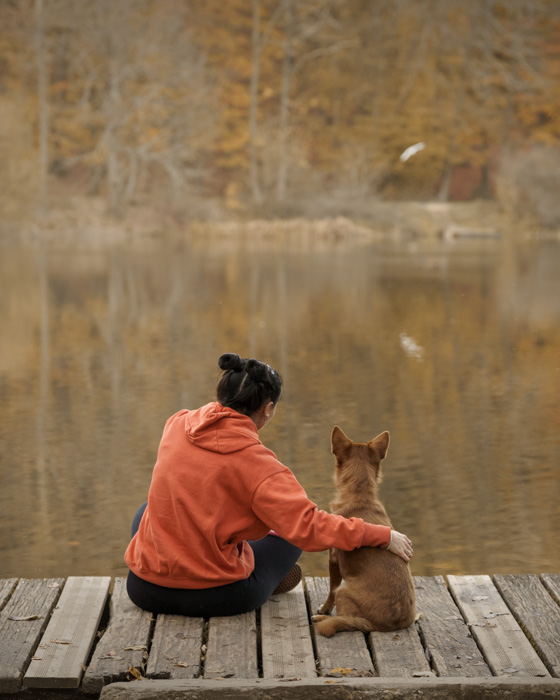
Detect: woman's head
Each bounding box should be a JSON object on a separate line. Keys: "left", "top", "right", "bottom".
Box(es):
{"left": 217, "top": 353, "right": 282, "bottom": 419}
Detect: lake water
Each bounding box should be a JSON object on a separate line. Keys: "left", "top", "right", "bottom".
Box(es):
{"left": 1, "top": 230, "right": 559, "bottom": 580}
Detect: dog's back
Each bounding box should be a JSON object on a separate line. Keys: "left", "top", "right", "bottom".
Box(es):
{"left": 313, "top": 427, "right": 416, "bottom": 636}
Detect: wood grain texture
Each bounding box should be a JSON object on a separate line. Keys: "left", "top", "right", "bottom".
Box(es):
{"left": 305, "top": 576, "right": 375, "bottom": 677}
{"left": 23, "top": 576, "right": 110, "bottom": 689}
{"left": 414, "top": 575, "right": 491, "bottom": 677}
{"left": 261, "top": 582, "right": 316, "bottom": 679}
{"left": 0, "top": 578, "right": 63, "bottom": 693}
{"left": 146, "top": 614, "right": 203, "bottom": 680}
{"left": 369, "top": 624, "right": 431, "bottom": 677}
{"left": 204, "top": 613, "right": 258, "bottom": 679}
{"left": 0, "top": 579, "right": 17, "bottom": 611}
{"left": 83, "top": 577, "right": 154, "bottom": 692}
{"left": 494, "top": 574, "right": 560, "bottom": 678}
{"left": 541, "top": 574, "right": 560, "bottom": 606}
{"left": 447, "top": 574, "right": 549, "bottom": 678}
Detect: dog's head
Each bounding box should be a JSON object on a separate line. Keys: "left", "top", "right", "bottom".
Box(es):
{"left": 331, "top": 426, "right": 390, "bottom": 486}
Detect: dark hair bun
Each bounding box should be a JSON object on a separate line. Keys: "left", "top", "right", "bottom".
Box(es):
{"left": 218, "top": 353, "right": 245, "bottom": 372}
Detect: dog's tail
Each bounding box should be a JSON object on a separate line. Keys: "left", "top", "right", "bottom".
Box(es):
{"left": 314, "top": 615, "right": 378, "bottom": 638}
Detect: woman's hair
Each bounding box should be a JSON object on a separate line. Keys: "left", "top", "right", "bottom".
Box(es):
{"left": 217, "top": 353, "right": 282, "bottom": 415}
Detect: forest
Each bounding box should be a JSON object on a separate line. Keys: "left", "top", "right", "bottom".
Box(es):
{"left": 1, "top": 0, "right": 560, "bottom": 228}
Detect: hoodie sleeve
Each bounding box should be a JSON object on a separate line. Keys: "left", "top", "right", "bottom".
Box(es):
{"left": 251, "top": 468, "right": 391, "bottom": 552}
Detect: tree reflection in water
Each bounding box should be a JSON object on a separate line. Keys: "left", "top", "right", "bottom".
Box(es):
{"left": 1, "top": 233, "right": 559, "bottom": 579}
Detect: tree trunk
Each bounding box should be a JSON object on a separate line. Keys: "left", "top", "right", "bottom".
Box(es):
{"left": 249, "top": 0, "right": 262, "bottom": 206}
{"left": 276, "top": 0, "right": 293, "bottom": 205}
{"left": 106, "top": 45, "right": 123, "bottom": 218}
{"left": 35, "top": 0, "right": 49, "bottom": 216}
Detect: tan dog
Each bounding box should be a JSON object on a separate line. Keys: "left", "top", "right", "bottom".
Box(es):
{"left": 313, "top": 426, "right": 416, "bottom": 637}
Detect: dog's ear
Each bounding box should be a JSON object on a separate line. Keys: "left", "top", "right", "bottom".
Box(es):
{"left": 331, "top": 425, "right": 352, "bottom": 457}
{"left": 368, "top": 431, "right": 390, "bottom": 460}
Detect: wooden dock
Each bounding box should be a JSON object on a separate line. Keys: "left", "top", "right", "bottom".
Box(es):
{"left": 1, "top": 574, "right": 559, "bottom": 699}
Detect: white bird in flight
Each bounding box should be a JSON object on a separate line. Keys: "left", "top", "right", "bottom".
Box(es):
{"left": 399, "top": 142, "right": 426, "bottom": 162}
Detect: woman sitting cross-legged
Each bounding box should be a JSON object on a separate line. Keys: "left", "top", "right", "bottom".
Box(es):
{"left": 125, "top": 353, "right": 412, "bottom": 617}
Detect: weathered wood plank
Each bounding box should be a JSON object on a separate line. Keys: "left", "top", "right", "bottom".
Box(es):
{"left": 305, "top": 577, "right": 375, "bottom": 678}
{"left": 83, "top": 577, "right": 154, "bottom": 692}
{"left": 204, "top": 613, "right": 258, "bottom": 679}
{"left": 541, "top": 574, "right": 560, "bottom": 606}
{"left": 494, "top": 574, "right": 560, "bottom": 678}
{"left": 369, "top": 624, "right": 431, "bottom": 677}
{"left": 447, "top": 574, "right": 549, "bottom": 678}
{"left": 23, "top": 576, "right": 111, "bottom": 689}
{"left": 0, "top": 579, "right": 18, "bottom": 611}
{"left": 0, "top": 578, "right": 63, "bottom": 693}
{"left": 414, "top": 575, "right": 491, "bottom": 677}
{"left": 261, "top": 582, "right": 316, "bottom": 679}
{"left": 146, "top": 614, "right": 203, "bottom": 680}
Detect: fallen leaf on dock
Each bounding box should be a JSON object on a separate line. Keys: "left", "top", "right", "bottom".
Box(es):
{"left": 128, "top": 667, "right": 144, "bottom": 680}
{"left": 8, "top": 615, "right": 41, "bottom": 621}
{"left": 124, "top": 645, "right": 147, "bottom": 651}
{"left": 328, "top": 668, "right": 355, "bottom": 676}
{"left": 174, "top": 662, "right": 191, "bottom": 668}
{"left": 51, "top": 639, "right": 71, "bottom": 644}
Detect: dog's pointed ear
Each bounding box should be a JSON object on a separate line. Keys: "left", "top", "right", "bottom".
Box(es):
{"left": 368, "top": 431, "right": 390, "bottom": 460}
{"left": 331, "top": 425, "right": 352, "bottom": 457}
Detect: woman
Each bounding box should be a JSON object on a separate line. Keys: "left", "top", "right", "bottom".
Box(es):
{"left": 125, "top": 353, "right": 413, "bottom": 617}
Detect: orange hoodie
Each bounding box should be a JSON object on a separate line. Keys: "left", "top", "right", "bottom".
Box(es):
{"left": 124, "top": 402, "right": 391, "bottom": 588}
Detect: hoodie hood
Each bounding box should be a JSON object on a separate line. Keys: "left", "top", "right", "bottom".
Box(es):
{"left": 184, "top": 402, "right": 261, "bottom": 454}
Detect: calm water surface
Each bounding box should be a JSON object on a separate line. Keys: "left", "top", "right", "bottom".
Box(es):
{"left": 1, "top": 231, "right": 559, "bottom": 580}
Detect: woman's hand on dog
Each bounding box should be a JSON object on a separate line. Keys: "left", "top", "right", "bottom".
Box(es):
{"left": 386, "top": 530, "right": 414, "bottom": 562}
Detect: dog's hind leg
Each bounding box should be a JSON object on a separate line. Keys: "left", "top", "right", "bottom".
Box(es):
{"left": 317, "top": 550, "right": 342, "bottom": 615}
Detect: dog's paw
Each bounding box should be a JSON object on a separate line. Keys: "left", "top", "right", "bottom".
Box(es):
{"left": 312, "top": 614, "right": 329, "bottom": 623}
{"left": 313, "top": 617, "right": 336, "bottom": 637}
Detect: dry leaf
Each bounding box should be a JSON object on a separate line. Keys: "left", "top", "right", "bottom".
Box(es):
{"left": 51, "top": 639, "right": 71, "bottom": 645}
{"left": 128, "top": 667, "right": 143, "bottom": 681}
{"left": 329, "top": 667, "right": 355, "bottom": 675}
{"left": 174, "top": 662, "right": 191, "bottom": 668}
{"left": 124, "top": 645, "right": 147, "bottom": 651}
{"left": 393, "top": 634, "right": 401, "bottom": 640}
{"left": 8, "top": 615, "right": 40, "bottom": 621}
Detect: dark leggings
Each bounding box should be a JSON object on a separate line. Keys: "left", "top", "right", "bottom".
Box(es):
{"left": 126, "top": 502, "right": 302, "bottom": 617}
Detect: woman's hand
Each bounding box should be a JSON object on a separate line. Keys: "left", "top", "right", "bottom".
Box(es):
{"left": 386, "top": 530, "right": 413, "bottom": 562}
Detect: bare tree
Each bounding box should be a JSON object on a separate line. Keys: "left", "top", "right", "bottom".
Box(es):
{"left": 49, "top": 0, "right": 218, "bottom": 217}
{"left": 35, "top": 0, "right": 49, "bottom": 216}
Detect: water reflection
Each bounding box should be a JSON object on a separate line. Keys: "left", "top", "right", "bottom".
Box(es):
{"left": 0, "top": 233, "right": 559, "bottom": 580}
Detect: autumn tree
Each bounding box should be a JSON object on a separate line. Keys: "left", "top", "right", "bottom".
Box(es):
{"left": 42, "top": 0, "right": 219, "bottom": 216}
